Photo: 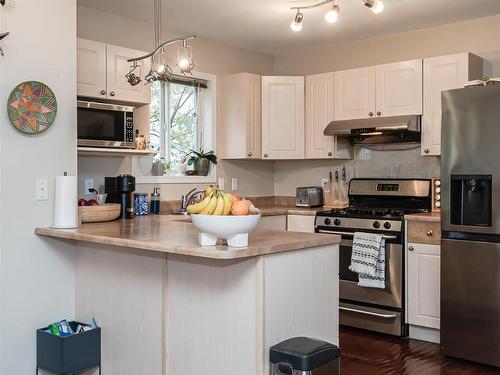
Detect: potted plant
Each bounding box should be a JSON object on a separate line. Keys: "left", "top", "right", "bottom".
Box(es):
{"left": 187, "top": 149, "right": 217, "bottom": 176}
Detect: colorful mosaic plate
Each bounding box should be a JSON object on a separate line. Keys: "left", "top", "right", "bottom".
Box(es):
{"left": 7, "top": 81, "right": 57, "bottom": 135}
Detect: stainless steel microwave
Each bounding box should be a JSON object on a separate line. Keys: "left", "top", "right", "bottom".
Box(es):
{"left": 77, "top": 100, "right": 135, "bottom": 149}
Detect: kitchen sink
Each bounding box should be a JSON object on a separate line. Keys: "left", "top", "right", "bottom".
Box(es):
{"left": 159, "top": 210, "right": 190, "bottom": 216}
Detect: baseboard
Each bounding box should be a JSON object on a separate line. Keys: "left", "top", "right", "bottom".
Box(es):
{"left": 409, "top": 325, "right": 440, "bottom": 344}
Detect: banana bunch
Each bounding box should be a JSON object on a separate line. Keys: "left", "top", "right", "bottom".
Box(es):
{"left": 186, "top": 185, "right": 234, "bottom": 215}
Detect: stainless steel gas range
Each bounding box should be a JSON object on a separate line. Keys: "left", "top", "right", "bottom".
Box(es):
{"left": 315, "top": 178, "right": 432, "bottom": 336}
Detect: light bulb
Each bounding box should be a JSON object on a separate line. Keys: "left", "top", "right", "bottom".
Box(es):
{"left": 371, "top": 0, "right": 384, "bottom": 14}
{"left": 177, "top": 43, "right": 194, "bottom": 73}
{"left": 178, "top": 58, "right": 190, "bottom": 69}
{"left": 157, "top": 64, "right": 166, "bottom": 74}
{"left": 290, "top": 11, "right": 303, "bottom": 32}
{"left": 325, "top": 5, "right": 340, "bottom": 24}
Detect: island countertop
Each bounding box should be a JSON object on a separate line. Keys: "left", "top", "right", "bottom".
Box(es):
{"left": 35, "top": 215, "right": 340, "bottom": 260}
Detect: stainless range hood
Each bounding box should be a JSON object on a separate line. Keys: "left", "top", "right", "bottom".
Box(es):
{"left": 323, "top": 115, "right": 421, "bottom": 144}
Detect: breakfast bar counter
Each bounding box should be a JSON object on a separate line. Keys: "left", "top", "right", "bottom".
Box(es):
{"left": 35, "top": 216, "right": 340, "bottom": 375}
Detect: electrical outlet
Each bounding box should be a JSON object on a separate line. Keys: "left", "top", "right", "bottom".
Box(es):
{"left": 231, "top": 178, "right": 238, "bottom": 191}
{"left": 218, "top": 177, "right": 225, "bottom": 191}
{"left": 36, "top": 179, "right": 49, "bottom": 201}
{"left": 85, "top": 179, "right": 95, "bottom": 195}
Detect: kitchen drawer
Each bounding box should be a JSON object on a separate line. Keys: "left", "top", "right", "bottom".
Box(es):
{"left": 407, "top": 221, "right": 441, "bottom": 245}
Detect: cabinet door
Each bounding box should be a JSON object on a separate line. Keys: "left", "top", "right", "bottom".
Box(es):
{"left": 221, "top": 73, "right": 261, "bottom": 159}
{"left": 375, "top": 59, "right": 423, "bottom": 117}
{"left": 77, "top": 38, "right": 107, "bottom": 99}
{"left": 334, "top": 67, "right": 376, "bottom": 121}
{"left": 422, "top": 53, "right": 483, "bottom": 156}
{"left": 106, "top": 44, "right": 151, "bottom": 104}
{"left": 287, "top": 215, "right": 315, "bottom": 233}
{"left": 407, "top": 242, "right": 440, "bottom": 329}
{"left": 262, "top": 76, "right": 305, "bottom": 160}
{"left": 305, "top": 73, "right": 336, "bottom": 159}
{"left": 257, "top": 215, "right": 287, "bottom": 231}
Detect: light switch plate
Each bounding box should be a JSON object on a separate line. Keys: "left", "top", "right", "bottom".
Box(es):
{"left": 85, "top": 179, "right": 94, "bottom": 195}
{"left": 218, "top": 177, "right": 225, "bottom": 191}
{"left": 231, "top": 178, "right": 238, "bottom": 191}
{"left": 36, "top": 179, "right": 49, "bottom": 201}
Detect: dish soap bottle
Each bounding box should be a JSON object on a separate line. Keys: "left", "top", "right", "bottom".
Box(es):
{"left": 151, "top": 187, "right": 160, "bottom": 214}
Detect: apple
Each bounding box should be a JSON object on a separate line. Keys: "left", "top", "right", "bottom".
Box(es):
{"left": 230, "top": 192, "right": 241, "bottom": 202}
{"left": 78, "top": 199, "right": 88, "bottom": 207}
{"left": 87, "top": 199, "right": 98, "bottom": 206}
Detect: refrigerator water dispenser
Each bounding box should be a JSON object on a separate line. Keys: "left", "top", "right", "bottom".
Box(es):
{"left": 450, "top": 175, "right": 492, "bottom": 227}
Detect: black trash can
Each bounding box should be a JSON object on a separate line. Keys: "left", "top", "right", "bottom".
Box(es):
{"left": 270, "top": 337, "right": 341, "bottom": 375}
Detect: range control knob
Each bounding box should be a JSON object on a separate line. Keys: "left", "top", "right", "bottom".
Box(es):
{"left": 334, "top": 218, "right": 341, "bottom": 226}
{"left": 373, "top": 221, "right": 381, "bottom": 229}
{"left": 324, "top": 218, "right": 331, "bottom": 225}
{"left": 384, "top": 222, "right": 392, "bottom": 230}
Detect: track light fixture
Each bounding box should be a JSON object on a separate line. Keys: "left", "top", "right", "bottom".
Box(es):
{"left": 290, "top": 0, "right": 384, "bottom": 32}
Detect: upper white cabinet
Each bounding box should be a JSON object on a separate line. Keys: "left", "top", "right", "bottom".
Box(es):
{"left": 422, "top": 53, "right": 483, "bottom": 156}
{"left": 220, "top": 73, "right": 261, "bottom": 159}
{"left": 78, "top": 38, "right": 151, "bottom": 105}
{"left": 335, "top": 67, "right": 376, "bottom": 121}
{"left": 335, "top": 60, "right": 423, "bottom": 121}
{"left": 77, "top": 39, "right": 107, "bottom": 99}
{"left": 262, "top": 76, "right": 305, "bottom": 160}
{"left": 376, "top": 60, "right": 423, "bottom": 117}
{"left": 306, "top": 73, "right": 353, "bottom": 160}
{"left": 407, "top": 242, "right": 441, "bottom": 330}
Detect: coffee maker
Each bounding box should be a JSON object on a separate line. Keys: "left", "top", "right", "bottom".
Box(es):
{"left": 105, "top": 174, "right": 136, "bottom": 219}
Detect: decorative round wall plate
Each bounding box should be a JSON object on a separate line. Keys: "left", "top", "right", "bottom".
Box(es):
{"left": 7, "top": 81, "right": 57, "bottom": 135}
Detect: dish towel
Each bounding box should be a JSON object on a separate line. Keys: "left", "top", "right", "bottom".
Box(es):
{"left": 349, "top": 232, "right": 386, "bottom": 289}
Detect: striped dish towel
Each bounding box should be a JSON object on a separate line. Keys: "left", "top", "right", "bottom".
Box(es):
{"left": 349, "top": 232, "right": 386, "bottom": 289}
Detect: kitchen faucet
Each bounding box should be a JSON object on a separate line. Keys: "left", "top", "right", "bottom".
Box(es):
{"left": 180, "top": 188, "right": 204, "bottom": 211}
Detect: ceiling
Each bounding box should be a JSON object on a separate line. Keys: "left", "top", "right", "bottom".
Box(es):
{"left": 78, "top": 0, "right": 500, "bottom": 55}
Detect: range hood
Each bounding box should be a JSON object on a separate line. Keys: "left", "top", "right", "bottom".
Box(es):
{"left": 323, "top": 115, "right": 421, "bottom": 144}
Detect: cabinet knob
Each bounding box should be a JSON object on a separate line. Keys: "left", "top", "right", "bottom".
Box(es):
{"left": 110, "top": 91, "right": 116, "bottom": 97}
{"left": 100, "top": 90, "right": 106, "bottom": 95}
{"left": 427, "top": 230, "right": 433, "bottom": 236}
{"left": 264, "top": 154, "right": 268, "bottom": 158}
{"left": 369, "top": 112, "right": 374, "bottom": 117}
{"left": 424, "top": 148, "right": 430, "bottom": 154}
{"left": 408, "top": 246, "right": 415, "bottom": 252}
{"left": 328, "top": 152, "right": 333, "bottom": 157}
{"left": 377, "top": 111, "right": 382, "bottom": 116}
{"left": 247, "top": 152, "right": 252, "bottom": 157}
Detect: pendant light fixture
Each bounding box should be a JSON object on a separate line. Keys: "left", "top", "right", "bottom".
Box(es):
{"left": 126, "top": 0, "right": 196, "bottom": 85}
{"left": 290, "top": 0, "right": 384, "bottom": 32}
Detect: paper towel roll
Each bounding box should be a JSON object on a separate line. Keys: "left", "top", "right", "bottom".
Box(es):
{"left": 53, "top": 175, "right": 78, "bottom": 229}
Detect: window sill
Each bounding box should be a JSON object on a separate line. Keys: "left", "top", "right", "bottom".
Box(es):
{"left": 136, "top": 175, "right": 217, "bottom": 184}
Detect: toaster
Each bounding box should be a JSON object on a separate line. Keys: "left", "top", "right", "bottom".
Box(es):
{"left": 296, "top": 187, "right": 324, "bottom": 208}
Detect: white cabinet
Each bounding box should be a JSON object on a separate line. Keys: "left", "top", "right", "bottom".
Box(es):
{"left": 375, "top": 60, "right": 422, "bottom": 117}
{"left": 407, "top": 242, "right": 441, "bottom": 329}
{"left": 220, "top": 73, "right": 261, "bottom": 159}
{"left": 305, "top": 73, "right": 352, "bottom": 159}
{"left": 334, "top": 67, "right": 376, "bottom": 121}
{"left": 77, "top": 38, "right": 151, "bottom": 104}
{"left": 77, "top": 38, "right": 107, "bottom": 99}
{"left": 257, "top": 215, "right": 287, "bottom": 231}
{"left": 287, "top": 215, "right": 315, "bottom": 233}
{"left": 422, "top": 53, "right": 483, "bottom": 156}
{"left": 262, "top": 76, "right": 305, "bottom": 160}
{"left": 335, "top": 60, "right": 422, "bottom": 121}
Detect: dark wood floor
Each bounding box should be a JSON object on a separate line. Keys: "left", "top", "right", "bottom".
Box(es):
{"left": 339, "top": 327, "right": 500, "bottom": 374}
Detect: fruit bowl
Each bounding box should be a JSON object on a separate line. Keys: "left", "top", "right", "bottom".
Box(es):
{"left": 190, "top": 214, "right": 261, "bottom": 248}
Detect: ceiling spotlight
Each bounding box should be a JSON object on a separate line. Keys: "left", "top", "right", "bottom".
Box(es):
{"left": 325, "top": 4, "right": 340, "bottom": 24}
{"left": 364, "top": 0, "right": 384, "bottom": 14}
{"left": 290, "top": 10, "right": 304, "bottom": 32}
{"left": 177, "top": 40, "right": 195, "bottom": 74}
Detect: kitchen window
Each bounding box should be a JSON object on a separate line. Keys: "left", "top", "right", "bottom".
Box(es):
{"left": 139, "top": 71, "right": 216, "bottom": 184}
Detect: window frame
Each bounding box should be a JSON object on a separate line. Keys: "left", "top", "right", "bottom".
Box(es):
{"left": 135, "top": 70, "right": 217, "bottom": 184}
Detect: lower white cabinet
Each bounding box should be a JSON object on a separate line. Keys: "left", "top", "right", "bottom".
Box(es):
{"left": 258, "top": 215, "right": 287, "bottom": 231}
{"left": 407, "top": 242, "right": 441, "bottom": 329}
{"left": 287, "top": 215, "right": 315, "bottom": 233}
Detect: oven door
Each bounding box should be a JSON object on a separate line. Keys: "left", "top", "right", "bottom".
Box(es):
{"left": 320, "top": 230, "right": 403, "bottom": 309}
{"left": 77, "top": 101, "right": 135, "bottom": 148}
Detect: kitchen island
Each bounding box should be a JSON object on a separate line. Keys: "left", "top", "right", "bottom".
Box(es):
{"left": 35, "top": 216, "right": 340, "bottom": 375}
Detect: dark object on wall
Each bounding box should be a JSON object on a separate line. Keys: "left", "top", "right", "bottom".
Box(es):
{"left": 36, "top": 321, "right": 101, "bottom": 375}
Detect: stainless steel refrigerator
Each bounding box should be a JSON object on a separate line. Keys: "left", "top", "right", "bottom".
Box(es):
{"left": 441, "top": 84, "right": 500, "bottom": 367}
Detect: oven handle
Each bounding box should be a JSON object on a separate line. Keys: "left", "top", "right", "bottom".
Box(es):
{"left": 318, "top": 230, "right": 398, "bottom": 240}
{"left": 340, "top": 306, "right": 397, "bottom": 319}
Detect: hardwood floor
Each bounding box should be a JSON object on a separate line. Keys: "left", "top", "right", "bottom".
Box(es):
{"left": 339, "top": 327, "right": 500, "bottom": 374}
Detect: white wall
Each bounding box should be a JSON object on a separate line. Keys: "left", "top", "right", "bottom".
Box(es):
{"left": 77, "top": 6, "right": 276, "bottom": 200}
{"left": 0, "top": 1, "right": 77, "bottom": 374}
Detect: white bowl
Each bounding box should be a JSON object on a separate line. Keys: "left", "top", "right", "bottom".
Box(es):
{"left": 190, "top": 214, "right": 261, "bottom": 248}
